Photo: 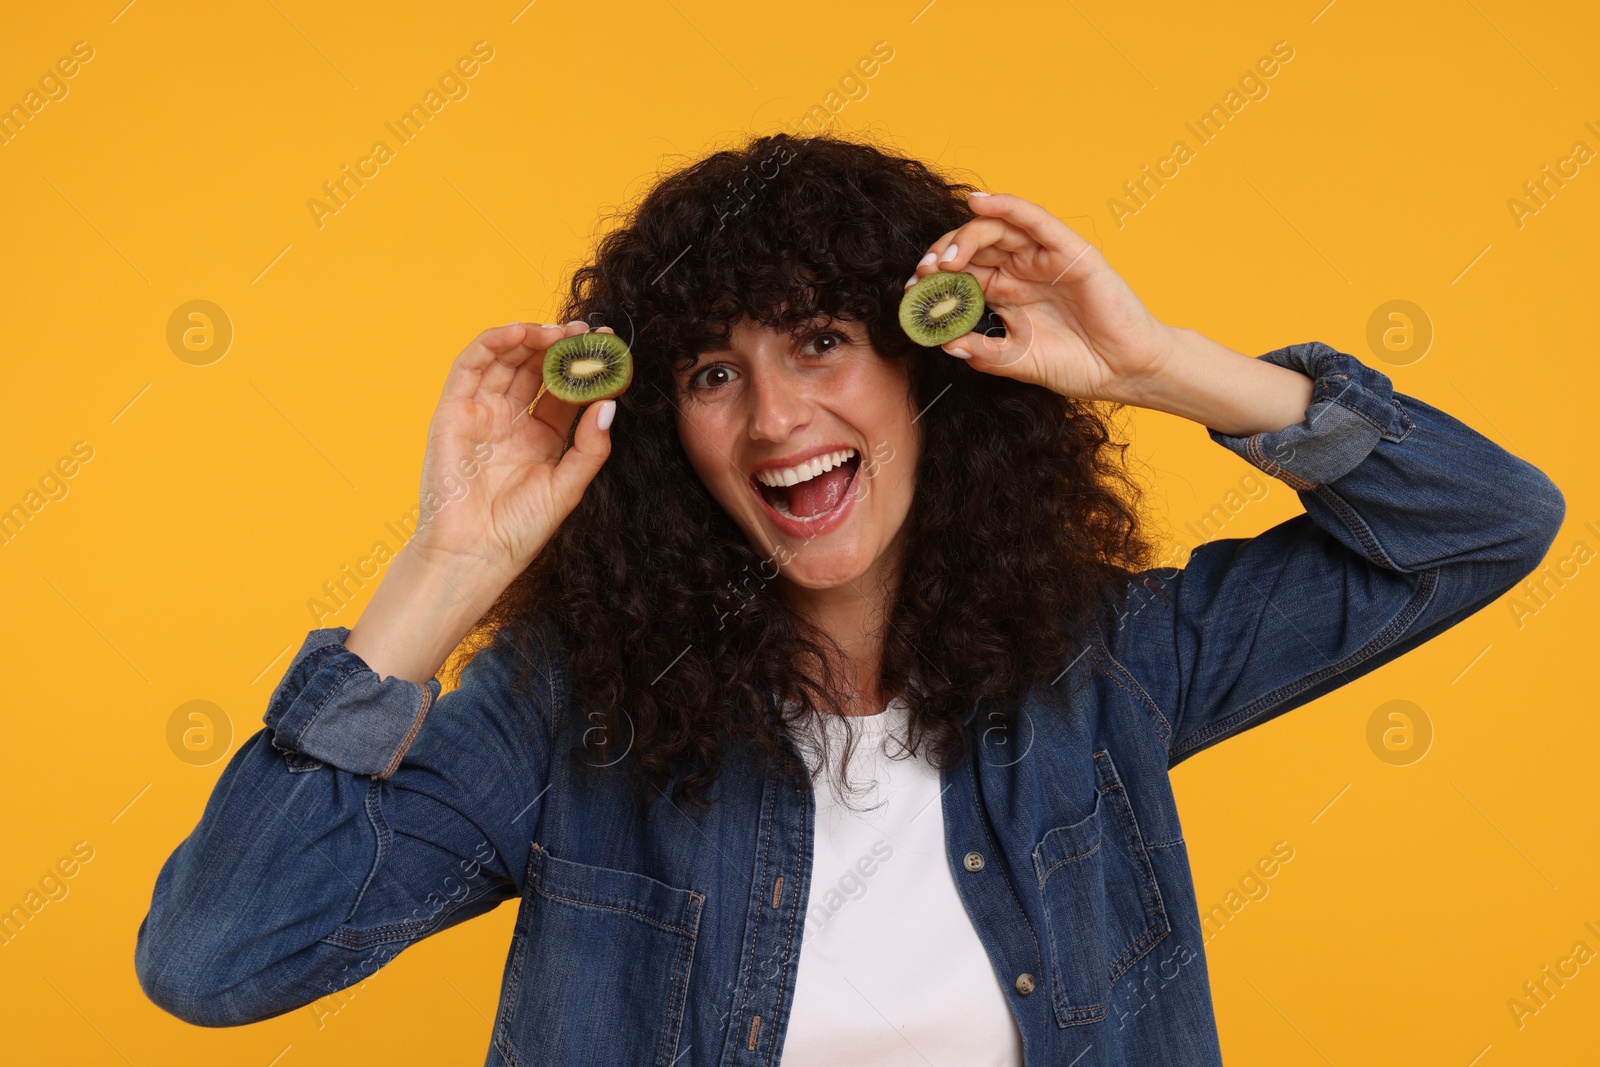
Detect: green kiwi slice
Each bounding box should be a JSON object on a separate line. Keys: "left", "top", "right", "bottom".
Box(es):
{"left": 542, "top": 331, "right": 633, "bottom": 404}
{"left": 899, "top": 270, "right": 986, "bottom": 346}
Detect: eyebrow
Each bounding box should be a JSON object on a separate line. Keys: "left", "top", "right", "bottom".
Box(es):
{"left": 695, "top": 316, "right": 855, "bottom": 359}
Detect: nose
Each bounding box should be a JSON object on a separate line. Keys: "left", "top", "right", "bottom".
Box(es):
{"left": 745, "top": 361, "right": 811, "bottom": 444}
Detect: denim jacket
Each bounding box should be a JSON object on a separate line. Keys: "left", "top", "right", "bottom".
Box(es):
{"left": 135, "top": 342, "right": 1565, "bottom": 1065}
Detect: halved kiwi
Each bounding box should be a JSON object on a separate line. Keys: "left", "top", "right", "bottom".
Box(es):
{"left": 899, "top": 270, "right": 986, "bottom": 347}
{"left": 540, "top": 331, "right": 633, "bottom": 404}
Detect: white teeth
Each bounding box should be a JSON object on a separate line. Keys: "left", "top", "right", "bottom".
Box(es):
{"left": 754, "top": 447, "right": 858, "bottom": 488}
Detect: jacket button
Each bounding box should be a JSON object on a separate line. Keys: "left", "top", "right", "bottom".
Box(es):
{"left": 963, "top": 851, "right": 985, "bottom": 872}
{"left": 1015, "top": 973, "right": 1036, "bottom": 996}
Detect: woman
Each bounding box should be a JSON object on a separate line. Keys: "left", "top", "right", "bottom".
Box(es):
{"left": 135, "top": 133, "right": 1564, "bottom": 1066}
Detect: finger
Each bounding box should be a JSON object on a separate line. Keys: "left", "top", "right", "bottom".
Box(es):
{"left": 503, "top": 323, "right": 567, "bottom": 410}
{"left": 548, "top": 397, "right": 616, "bottom": 510}
{"left": 907, "top": 218, "right": 1038, "bottom": 286}
{"left": 965, "top": 191, "right": 1096, "bottom": 272}
{"left": 525, "top": 385, "right": 581, "bottom": 448}
{"left": 481, "top": 321, "right": 571, "bottom": 397}
{"left": 521, "top": 320, "right": 598, "bottom": 441}
{"left": 905, "top": 261, "right": 1001, "bottom": 294}
{"left": 941, "top": 305, "right": 1032, "bottom": 374}
{"left": 439, "top": 323, "right": 532, "bottom": 406}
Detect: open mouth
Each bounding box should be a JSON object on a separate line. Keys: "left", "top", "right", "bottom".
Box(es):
{"left": 751, "top": 448, "right": 861, "bottom": 524}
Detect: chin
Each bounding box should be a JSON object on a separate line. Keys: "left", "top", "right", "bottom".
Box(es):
{"left": 776, "top": 549, "right": 878, "bottom": 590}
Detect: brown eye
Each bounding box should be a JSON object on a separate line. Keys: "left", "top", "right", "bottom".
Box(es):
{"left": 803, "top": 330, "right": 848, "bottom": 356}
{"left": 691, "top": 364, "right": 736, "bottom": 391}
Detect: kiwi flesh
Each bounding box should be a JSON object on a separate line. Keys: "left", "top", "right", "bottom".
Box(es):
{"left": 899, "top": 270, "right": 986, "bottom": 347}
{"left": 542, "top": 331, "right": 633, "bottom": 403}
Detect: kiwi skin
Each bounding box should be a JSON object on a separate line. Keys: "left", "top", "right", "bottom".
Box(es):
{"left": 899, "top": 270, "right": 986, "bottom": 347}
{"left": 542, "top": 331, "right": 634, "bottom": 404}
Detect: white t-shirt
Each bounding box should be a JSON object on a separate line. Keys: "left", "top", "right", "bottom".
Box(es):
{"left": 779, "top": 697, "right": 1025, "bottom": 1066}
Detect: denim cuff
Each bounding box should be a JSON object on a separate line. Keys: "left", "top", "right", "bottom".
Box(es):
{"left": 262, "top": 626, "right": 443, "bottom": 779}
{"left": 1207, "top": 341, "right": 1414, "bottom": 490}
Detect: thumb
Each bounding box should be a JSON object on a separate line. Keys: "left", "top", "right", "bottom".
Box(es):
{"left": 548, "top": 398, "right": 617, "bottom": 509}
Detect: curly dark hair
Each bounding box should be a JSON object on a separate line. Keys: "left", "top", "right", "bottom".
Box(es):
{"left": 457, "top": 130, "right": 1157, "bottom": 815}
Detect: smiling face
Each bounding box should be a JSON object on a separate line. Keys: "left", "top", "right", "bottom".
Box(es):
{"left": 674, "top": 315, "right": 921, "bottom": 595}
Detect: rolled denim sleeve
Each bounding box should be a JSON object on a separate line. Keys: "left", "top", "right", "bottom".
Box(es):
{"left": 263, "top": 626, "right": 442, "bottom": 778}
{"left": 1205, "top": 341, "right": 1414, "bottom": 490}
{"left": 1104, "top": 341, "right": 1566, "bottom": 765}
{"left": 135, "top": 622, "right": 557, "bottom": 1027}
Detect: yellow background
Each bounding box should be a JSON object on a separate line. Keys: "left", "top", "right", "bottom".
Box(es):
{"left": 2, "top": 0, "right": 1596, "bottom": 1063}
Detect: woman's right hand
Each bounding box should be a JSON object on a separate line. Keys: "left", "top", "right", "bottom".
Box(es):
{"left": 342, "top": 320, "right": 618, "bottom": 684}
{"left": 410, "top": 320, "right": 617, "bottom": 582}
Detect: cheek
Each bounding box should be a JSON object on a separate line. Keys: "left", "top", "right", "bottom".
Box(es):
{"left": 678, "top": 413, "right": 743, "bottom": 504}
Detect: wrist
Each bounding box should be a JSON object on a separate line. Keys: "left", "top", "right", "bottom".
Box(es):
{"left": 1111, "top": 326, "right": 1314, "bottom": 436}
{"left": 344, "top": 540, "right": 515, "bottom": 684}
{"left": 1100, "top": 323, "right": 1200, "bottom": 411}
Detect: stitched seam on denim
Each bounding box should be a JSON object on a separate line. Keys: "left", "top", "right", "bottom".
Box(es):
{"left": 1087, "top": 635, "right": 1171, "bottom": 745}
{"left": 1110, "top": 922, "right": 1169, "bottom": 986}
{"left": 764, "top": 815, "right": 804, "bottom": 1067}
{"left": 1244, "top": 433, "right": 1318, "bottom": 491}
{"left": 658, "top": 893, "right": 706, "bottom": 1067}
{"left": 657, "top": 924, "right": 690, "bottom": 1067}
{"left": 729, "top": 769, "right": 779, "bottom": 1059}
{"left": 1094, "top": 753, "right": 1171, "bottom": 982}
{"left": 1312, "top": 483, "right": 1401, "bottom": 569}
{"left": 279, "top": 642, "right": 359, "bottom": 714}
{"left": 529, "top": 880, "right": 698, "bottom": 937}
{"left": 1040, "top": 873, "right": 1108, "bottom": 1023}
{"left": 750, "top": 770, "right": 809, "bottom": 1066}
{"left": 1385, "top": 399, "right": 1414, "bottom": 442}
{"left": 494, "top": 1024, "right": 529, "bottom": 1067}
{"left": 322, "top": 881, "right": 504, "bottom": 948}
{"left": 284, "top": 751, "right": 323, "bottom": 773}
{"left": 1319, "top": 381, "right": 1405, "bottom": 440}
{"left": 378, "top": 681, "right": 434, "bottom": 780}
{"left": 265, "top": 641, "right": 340, "bottom": 729}
{"left": 344, "top": 781, "right": 390, "bottom": 926}
{"left": 1145, "top": 837, "right": 1185, "bottom": 849}
{"left": 1172, "top": 567, "right": 1439, "bottom": 759}
{"left": 489, "top": 846, "right": 540, "bottom": 1064}
{"left": 291, "top": 661, "right": 366, "bottom": 751}
{"left": 1034, "top": 823, "right": 1109, "bottom": 1023}
{"left": 1037, "top": 839, "right": 1101, "bottom": 883}
{"left": 963, "top": 756, "right": 1047, "bottom": 997}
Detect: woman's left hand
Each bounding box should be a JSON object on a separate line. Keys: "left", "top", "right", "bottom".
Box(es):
{"left": 907, "top": 191, "right": 1173, "bottom": 403}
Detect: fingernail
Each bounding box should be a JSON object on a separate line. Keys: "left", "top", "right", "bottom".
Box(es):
{"left": 904, "top": 274, "right": 919, "bottom": 289}
{"left": 946, "top": 346, "right": 971, "bottom": 359}
{"left": 918, "top": 251, "right": 937, "bottom": 268}
{"left": 968, "top": 190, "right": 990, "bottom": 197}
{"left": 567, "top": 319, "right": 587, "bottom": 328}
{"left": 540, "top": 323, "right": 561, "bottom": 329}
{"left": 506, "top": 320, "right": 522, "bottom": 327}
{"left": 597, "top": 400, "right": 617, "bottom": 431}
{"left": 938, "top": 245, "right": 959, "bottom": 265}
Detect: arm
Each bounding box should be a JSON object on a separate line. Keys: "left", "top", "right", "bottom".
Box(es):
{"left": 136, "top": 321, "right": 613, "bottom": 1025}
{"left": 1104, "top": 339, "right": 1564, "bottom": 763}
{"left": 909, "top": 191, "right": 1563, "bottom": 762}
{"left": 134, "top": 615, "right": 558, "bottom": 1025}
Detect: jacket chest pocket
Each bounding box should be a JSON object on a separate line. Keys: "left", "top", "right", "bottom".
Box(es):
{"left": 493, "top": 842, "right": 705, "bottom": 1067}
{"left": 1031, "top": 750, "right": 1170, "bottom": 1028}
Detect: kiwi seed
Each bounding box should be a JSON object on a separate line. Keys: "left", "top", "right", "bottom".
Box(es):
{"left": 899, "top": 270, "right": 986, "bottom": 347}
{"left": 542, "top": 331, "right": 634, "bottom": 404}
